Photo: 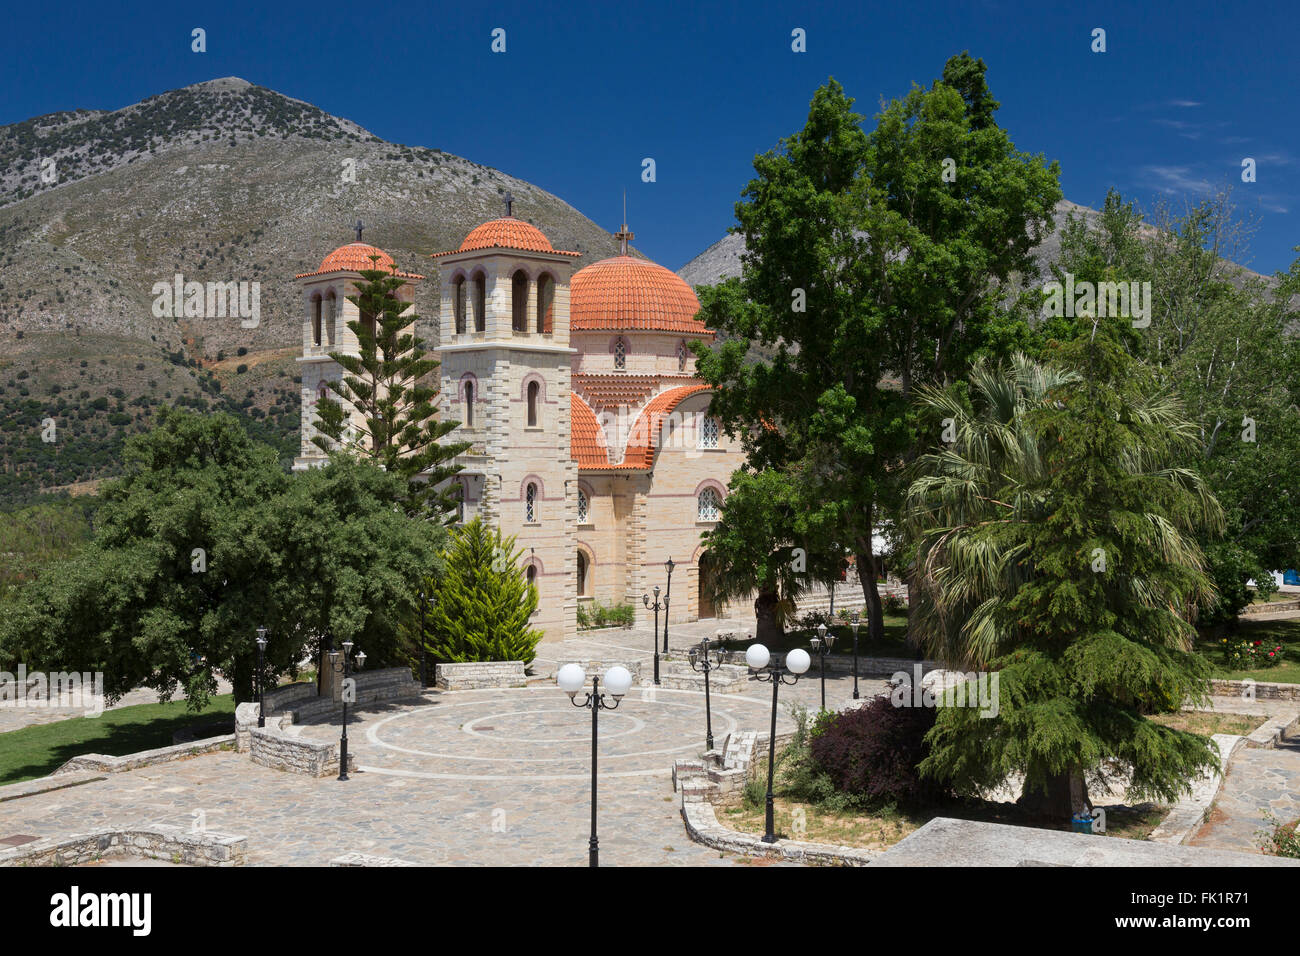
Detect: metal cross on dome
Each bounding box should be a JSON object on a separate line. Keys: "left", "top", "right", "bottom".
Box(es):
{"left": 354, "top": 219, "right": 364, "bottom": 242}
{"left": 503, "top": 192, "right": 514, "bottom": 217}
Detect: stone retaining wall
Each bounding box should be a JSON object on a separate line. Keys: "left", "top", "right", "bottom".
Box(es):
{"left": 554, "top": 659, "right": 643, "bottom": 686}
{"left": 249, "top": 725, "right": 354, "bottom": 778}
{"left": 1209, "top": 677, "right": 1300, "bottom": 702}
{"left": 680, "top": 798, "right": 873, "bottom": 866}
{"left": 0, "top": 824, "right": 246, "bottom": 867}
{"left": 435, "top": 661, "right": 528, "bottom": 690}
{"left": 54, "top": 736, "right": 235, "bottom": 775}
{"left": 713, "top": 650, "right": 937, "bottom": 677}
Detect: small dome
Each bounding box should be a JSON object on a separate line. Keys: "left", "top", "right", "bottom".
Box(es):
{"left": 570, "top": 256, "right": 710, "bottom": 335}
{"left": 296, "top": 242, "right": 423, "bottom": 279}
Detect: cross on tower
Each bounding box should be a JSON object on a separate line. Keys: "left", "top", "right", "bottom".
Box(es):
{"left": 503, "top": 192, "right": 514, "bottom": 217}
{"left": 614, "top": 192, "right": 634, "bottom": 256}
{"left": 354, "top": 219, "right": 364, "bottom": 242}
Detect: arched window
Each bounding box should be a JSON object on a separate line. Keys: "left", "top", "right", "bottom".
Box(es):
{"left": 577, "top": 551, "right": 589, "bottom": 597}
{"left": 463, "top": 381, "right": 474, "bottom": 427}
{"left": 526, "top": 564, "right": 538, "bottom": 596}
{"left": 699, "top": 416, "right": 719, "bottom": 449}
{"left": 311, "top": 296, "right": 322, "bottom": 345}
{"left": 453, "top": 276, "right": 466, "bottom": 334}
{"left": 577, "top": 488, "right": 589, "bottom": 524}
{"left": 527, "top": 380, "right": 540, "bottom": 427}
{"left": 324, "top": 292, "right": 336, "bottom": 345}
{"left": 525, "top": 482, "right": 538, "bottom": 523}
{"left": 613, "top": 338, "right": 626, "bottom": 370}
{"left": 455, "top": 479, "right": 466, "bottom": 523}
{"left": 677, "top": 340, "right": 687, "bottom": 372}
{"left": 512, "top": 270, "right": 529, "bottom": 332}
{"left": 697, "top": 487, "right": 720, "bottom": 521}
{"left": 537, "top": 273, "right": 554, "bottom": 333}
{"left": 472, "top": 272, "right": 486, "bottom": 332}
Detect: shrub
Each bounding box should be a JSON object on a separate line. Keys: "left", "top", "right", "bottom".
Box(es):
{"left": 882, "top": 592, "right": 907, "bottom": 614}
{"left": 810, "top": 695, "right": 946, "bottom": 806}
{"left": 1221, "top": 638, "right": 1284, "bottom": 669}
{"left": 1260, "top": 813, "right": 1300, "bottom": 858}
{"left": 576, "top": 601, "right": 635, "bottom": 630}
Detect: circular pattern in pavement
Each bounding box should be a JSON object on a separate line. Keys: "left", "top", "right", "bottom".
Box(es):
{"left": 338, "top": 686, "right": 776, "bottom": 781}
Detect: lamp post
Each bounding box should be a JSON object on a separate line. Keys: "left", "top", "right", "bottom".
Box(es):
{"left": 418, "top": 589, "right": 428, "bottom": 688}
{"left": 255, "top": 626, "right": 268, "bottom": 728}
{"left": 662, "top": 557, "right": 675, "bottom": 652}
{"left": 850, "top": 611, "right": 861, "bottom": 700}
{"left": 327, "top": 638, "right": 366, "bottom": 781}
{"left": 642, "top": 586, "right": 663, "bottom": 685}
{"left": 746, "top": 643, "right": 810, "bottom": 843}
{"left": 557, "top": 663, "right": 633, "bottom": 867}
{"left": 809, "top": 623, "right": 837, "bottom": 711}
{"left": 687, "top": 637, "right": 726, "bottom": 750}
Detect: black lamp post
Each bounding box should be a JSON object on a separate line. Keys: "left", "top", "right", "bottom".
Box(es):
{"left": 255, "top": 626, "right": 268, "bottom": 728}
{"left": 687, "top": 637, "right": 726, "bottom": 750}
{"left": 850, "top": 611, "right": 861, "bottom": 700}
{"left": 662, "top": 557, "right": 675, "bottom": 652}
{"left": 642, "top": 585, "right": 663, "bottom": 685}
{"left": 327, "top": 638, "right": 366, "bottom": 781}
{"left": 746, "top": 643, "right": 811, "bottom": 843}
{"left": 809, "top": 623, "right": 837, "bottom": 711}
{"left": 418, "top": 589, "right": 428, "bottom": 688}
{"left": 557, "top": 663, "right": 633, "bottom": 867}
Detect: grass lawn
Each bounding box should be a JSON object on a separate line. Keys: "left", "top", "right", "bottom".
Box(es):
{"left": 1148, "top": 711, "right": 1262, "bottom": 737}
{"left": 718, "top": 790, "right": 1168, "bottom": 850}
{"left": 1195, "top": 618, "right": 1300, "bottom": 685}
{"left": 721, "top": 613, "right": 918, "bottom": 659}
{"left": 0, "top": 695, "right": 235, "bottom": 786}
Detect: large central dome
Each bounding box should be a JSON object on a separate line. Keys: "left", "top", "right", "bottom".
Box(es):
{"left": 570, "top": 256, "right": 711, "bottom": 335}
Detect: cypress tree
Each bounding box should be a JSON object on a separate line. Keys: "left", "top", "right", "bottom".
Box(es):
{"left": 422, "top": 518, "right": 543, "bottom": 664}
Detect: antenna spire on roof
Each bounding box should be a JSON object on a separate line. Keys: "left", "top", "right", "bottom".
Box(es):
{"left": 614, "top": 191, "right": 634, "bottom": 256}
{"left": 354, "top": 219, "right": 364, "bottom": 242}
{"left": 503, "top": 191, "right": 515, "bottom": 217}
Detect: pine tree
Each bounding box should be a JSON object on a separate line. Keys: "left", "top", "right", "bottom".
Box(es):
{"left": 313, "top": 262, "right": 470, "bottom": 518}
{"left": 906, "top": 320, "right": 1225, "bottom": 819}
{"left": 421, "top": 518, "right": 543, "bottom": 664}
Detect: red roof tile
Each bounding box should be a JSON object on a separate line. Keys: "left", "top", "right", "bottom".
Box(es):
{"left": 296, "top": 242, "right": 424, "bottom": 279}
{"left": 570, "top": 393, "right": 611, "bottom": 468}
{"left": 430, "top": 217, "right": 581, "bottom": 258}
{"left": 571, "top": 256, "right": 713, "bottom": 335}
{"left": 619, "top": 384, "right": 713, "bottom": 470}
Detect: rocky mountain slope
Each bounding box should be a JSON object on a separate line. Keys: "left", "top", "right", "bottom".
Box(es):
{"left": 0, "top": 77, "right": 627, "bottom": 503}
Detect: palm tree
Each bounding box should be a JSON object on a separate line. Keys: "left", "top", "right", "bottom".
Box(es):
{"left": 903, "top": 353, "right": 1078, "bottom": 668}
{"left": 902, "top": 345, "right": 1223, "bottom": 819}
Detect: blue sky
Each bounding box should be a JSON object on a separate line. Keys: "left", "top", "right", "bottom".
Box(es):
{"left": 2, "top": 0, "right": 1296, "bottom": 274}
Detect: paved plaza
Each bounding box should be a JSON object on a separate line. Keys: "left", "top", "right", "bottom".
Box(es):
{"left": 0, "top": 621, "right": 889, "bottom": 866}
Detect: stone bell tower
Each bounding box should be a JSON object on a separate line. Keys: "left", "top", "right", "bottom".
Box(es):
{"left": 429, "top": 197, "right": 583, "bottom": 640}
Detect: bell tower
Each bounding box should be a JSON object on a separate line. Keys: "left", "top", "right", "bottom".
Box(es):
{"left": 430, "top": 201, "right": 584, "bottom": 641}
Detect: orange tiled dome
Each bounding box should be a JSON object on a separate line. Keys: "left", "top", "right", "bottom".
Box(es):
{"left": 296, "top": 242, "right": 424, "bottom": 279}
{"left": 430, "top": 217, "right": 582, "bottom": 259}
{"left": 571, "top": 256, "right": 712, "bottom": 335}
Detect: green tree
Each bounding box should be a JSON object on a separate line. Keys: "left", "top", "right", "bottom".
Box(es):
{"left": 699, "top": 467, "right": 838, "bottom": 644}
{"left": 420, "top": 517, "right": 543, "bottom": 664}
{"left": 695, "top": 60, "right": 1061, "bottom": 642}
{"left": 1047, "top": 190, "right": 1300, "bottom": 623}
{"left": 313, "top": 263, "right": 469, "bottom": 518}
{"left": 905, "top": 326, "right": 1224, "bottom": 819}
{"left": 0, "top": 411, "right": 445, "bottom": 708}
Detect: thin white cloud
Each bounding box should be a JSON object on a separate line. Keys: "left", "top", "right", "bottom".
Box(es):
{"left": 1138, "top": 165, "right": 1213, "bottom": 195}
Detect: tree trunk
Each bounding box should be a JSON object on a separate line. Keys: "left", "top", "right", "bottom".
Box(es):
{"left": 1017, "top": 769, "right": 1091, "bottom": 821}
{"left": 855, "top": 551, "right": 884, "bottom": 643}
{"left": 753, "top": 589, "right": 783, "bottom": 647}
{"left": 230, "top": 654, "right": 254, "bottom": 705}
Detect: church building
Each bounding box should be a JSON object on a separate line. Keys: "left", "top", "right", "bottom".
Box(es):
{"left": 292, "top": 205, "right": 747, "bottom": 641}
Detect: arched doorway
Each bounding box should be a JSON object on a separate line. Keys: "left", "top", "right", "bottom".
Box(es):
{"left": 697, "top": 551, "right": 717, "bottom": 619}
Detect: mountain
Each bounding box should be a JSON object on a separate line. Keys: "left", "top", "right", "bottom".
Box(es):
{"left": 0, "top": 78, "right": 627, "bottom": 504}
{"left": 677, "top": 199, "right": 1276, "bottom": 291}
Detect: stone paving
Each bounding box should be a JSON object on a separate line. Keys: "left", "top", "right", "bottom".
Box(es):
{"left": 1189, "top": 731, "right": 1300, "bottom": 854}
{"left": 0, "top": 620, "right": 887, "bottom": 866}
